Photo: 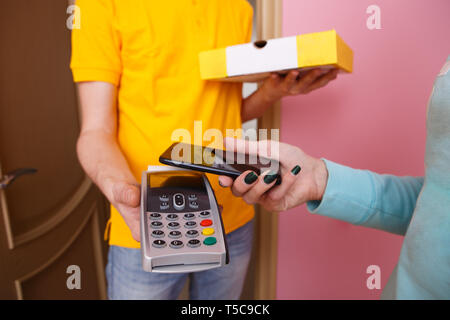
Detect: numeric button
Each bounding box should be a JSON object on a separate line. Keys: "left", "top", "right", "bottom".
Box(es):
{"left": 184, "top": 213, "right": 195, "bottom": 220}
{"left": 149, "top": 213, "right": 161, "bottom": 220}
{"left": 152, "top": 239, "right": 166, "bottom": 248}
{"left": 186, "top": 230, "right": 199, "bottom": 238}
{"left": 168, "top": 222, "right": 180, "bottom": 230}
{"left": 170, "top": 240, "right": 184, "bottom": 249}
{"left": 151, "top": 230, "right": 164, "bottom": 238}
{"left": 168, "top": 231, "right": 182, "bottom": 239}
{"left": 187, "top": 239, "right": 201, "bottom": 248}
{"left": 151, "top": 221, "right": 163, "bottom": 229}
{"left": 199, "top": 211, "right": 210, "bottom": 218}
{"left": 185, "top": 221, "right": 197, "bottom": 229}
{"left": 166, "top": 214, "right": 178, "bottom": 221}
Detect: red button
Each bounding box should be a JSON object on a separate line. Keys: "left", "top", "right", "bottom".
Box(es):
{"left": 200, "top": 219, "right": 212, "bottom": 227}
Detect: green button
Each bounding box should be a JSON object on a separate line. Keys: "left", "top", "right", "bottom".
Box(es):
{"left": 203, "top": 237, "right": 217, "bottom": 246}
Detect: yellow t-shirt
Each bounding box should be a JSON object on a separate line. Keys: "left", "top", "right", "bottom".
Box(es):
{"left": 70, "top": 0, "right": 255, "bottom": 248}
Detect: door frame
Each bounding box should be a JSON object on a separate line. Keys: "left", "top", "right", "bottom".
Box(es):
{"left": 252, "top": 0, "right": 283, "bottom": 300}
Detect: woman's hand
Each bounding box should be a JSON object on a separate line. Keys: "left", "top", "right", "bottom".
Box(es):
{"left": 218, "top": 138, "right": 329, "bottom": 212}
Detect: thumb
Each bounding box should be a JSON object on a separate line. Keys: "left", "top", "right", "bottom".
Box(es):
{"left": 112, "top": 182, "right": 140, "bottom": 207}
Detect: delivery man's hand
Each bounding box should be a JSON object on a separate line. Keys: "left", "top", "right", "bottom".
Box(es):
{"left": 76, "top": 81, "right": 143, "bottom": 243}
{"left": 241, "top": 68, "right": 338, "bottom": 122}
{"left": 260, "top": 68, "right": 339, "bottom": 102}
{"left": 218, "top": 138, "right": 329, "bottom": 212}
{"left": 111, "top": 181, "right": 141, "bottom": 242}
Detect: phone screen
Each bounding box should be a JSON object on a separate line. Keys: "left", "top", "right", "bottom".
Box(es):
{"left": 159, "top": 142, "right": 280, "bottom": 178}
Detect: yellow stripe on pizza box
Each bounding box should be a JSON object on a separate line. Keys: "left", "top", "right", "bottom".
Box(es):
{"left": 199, "top": 30, "right": 353, "bottom": 82}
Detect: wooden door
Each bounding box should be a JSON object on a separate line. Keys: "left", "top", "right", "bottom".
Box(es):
{"left": 0, "top": 0, "right": 109, "bottom": 299}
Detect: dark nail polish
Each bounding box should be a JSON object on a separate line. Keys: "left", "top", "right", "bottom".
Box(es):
{"left": 218, "top": 180, "right": 225, "bottom": 188}
{"left": 263, "top": 172, "right": 278, "bottom": 184}
{"left": 291, "top": 165, "right": 301, "bottom": 175}
{"left": 244, "top": 172, "right": 258, "bottom": 184}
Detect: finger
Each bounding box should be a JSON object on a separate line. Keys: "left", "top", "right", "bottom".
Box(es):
{"left": 131, "top": 223, "right": 141, "bottom": 242}
{"left": 224, "top": 137, "right": 282, "bottom": 161}
{"left": 224, "top": 137, "right": 260, "bottom": 156}
{"left": 280, "top": 70, "right": 300, "bottom": 94}
{"left": 218, "top": 175, "right": 234, "bottom": 187}
{"left": 290, "top": 69, "right": 322, "bottom": 94}
{"left": 255, "top": 139, "right": 280, "bottom": 162}
{"left": 229, "top": 170, "right": 259, "bottom": 197}
{"left": 242, "top": 170, "right": 278, "bottom": 205}
{"left": 268, "top": 73, "right": 282, "bottom": 86}
{"left": 277, "top": 142, "right": 302, "bottom": 168}
{"left": 303, "top": 69, "right": 339, "bottom": 94}
{"left": 267, "top": 164, "right": 301, "bottom": 201}
{"left": 256, "top": 140, "right": 300, "bottom": 168}
{"left": 119, "top": 206, "right": 141, "bottom": 242}
{"left": 225, "top": 138, "right": 293, "bottom": 168}
{"left": 112, "top": 182, "right": 140, "bottom": 207}
{"left": 224, "top": 138, "right": 302, "bottom": 173}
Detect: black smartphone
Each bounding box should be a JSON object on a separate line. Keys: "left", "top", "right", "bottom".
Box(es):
{"left": 159, "top": 142, "right": 281, "bottom": 184}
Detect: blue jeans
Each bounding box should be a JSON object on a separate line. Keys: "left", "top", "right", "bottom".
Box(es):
{"left": 106, "top": 220, "right": 254, "bottom": 300}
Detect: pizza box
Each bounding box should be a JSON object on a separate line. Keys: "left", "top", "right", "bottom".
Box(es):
{"left": 199, "top": 29, "right": 353, "bottom": 82}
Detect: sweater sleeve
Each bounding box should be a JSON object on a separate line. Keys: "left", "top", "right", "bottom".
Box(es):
{"left": 307, "top": 159, "right": 424, "bottom": 235}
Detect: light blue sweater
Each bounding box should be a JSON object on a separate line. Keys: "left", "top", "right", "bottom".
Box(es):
{"left": 307, "top": 55, "right": 450, "bottom": 299}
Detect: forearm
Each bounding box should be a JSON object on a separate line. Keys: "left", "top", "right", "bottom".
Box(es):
{"left": 77, "top": 130, "right": 137, "bottom": 202}
{"left": 241, "top": 89, "right": 276, "bottom": 122}
{"left": 75, "top": 81, "right": 141, "bottom": 240}
{"left": 308, "top": 160, "right": 424, "bottom": 235}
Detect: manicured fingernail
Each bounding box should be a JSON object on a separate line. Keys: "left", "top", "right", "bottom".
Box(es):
{"left": 218, "top": 180, "right": 226, "bottom": 187}
{"left": 244, "top": 172, "right": 258, "bottom": 184}
{"left": 263, "top": 171, "right": 278, "bottom": 184}
{"left": 291, "top": 165, "right": 301, "bottom": 175}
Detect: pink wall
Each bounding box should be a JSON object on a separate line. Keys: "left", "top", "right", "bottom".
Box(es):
{"left": 277, "top": 0, "right": 450, "bottom": 299}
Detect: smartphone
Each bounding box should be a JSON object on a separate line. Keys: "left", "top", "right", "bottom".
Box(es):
{"left": 159, "top": 142, "right": 281, "bottom": 184}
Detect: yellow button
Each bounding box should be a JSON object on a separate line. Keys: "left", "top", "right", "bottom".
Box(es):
{"left": 202, "top": 228, "right": 215, "bottom": 236}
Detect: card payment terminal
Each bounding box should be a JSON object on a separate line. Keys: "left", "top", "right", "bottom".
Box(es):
{"left": 140, "top": 166, "right": 229, "bottom": 273}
